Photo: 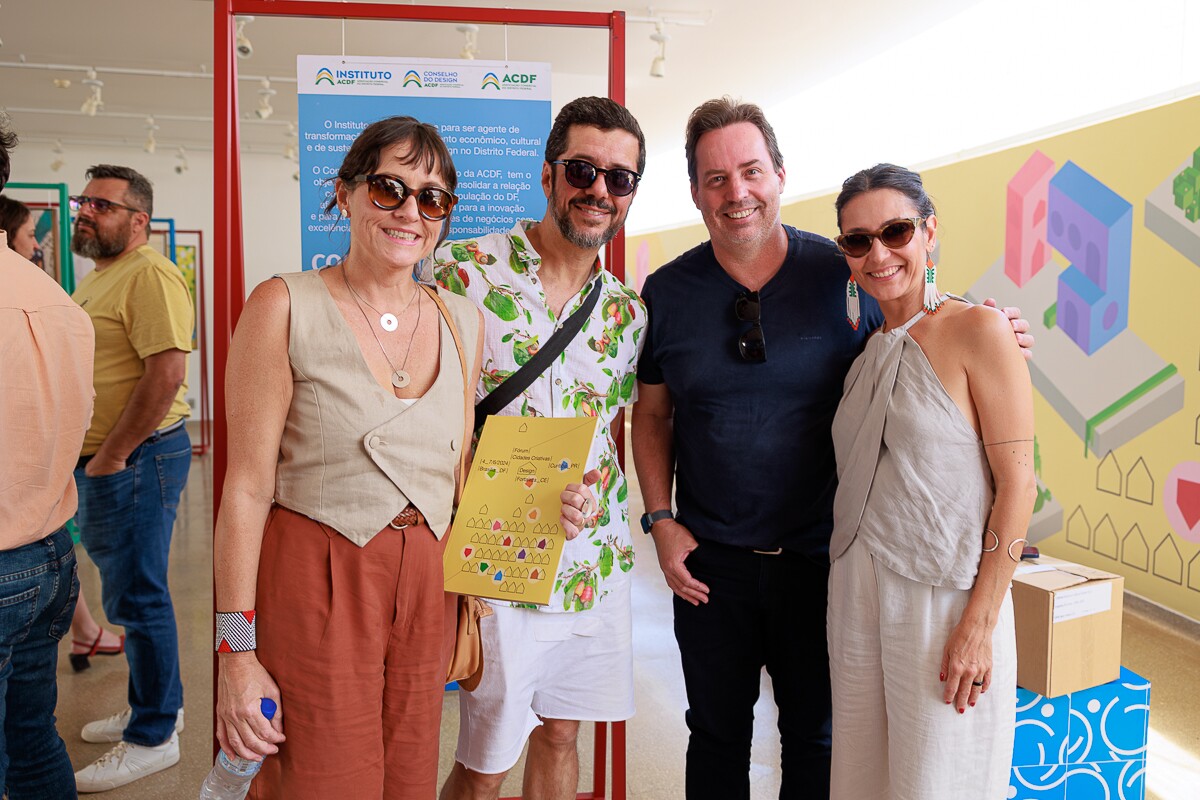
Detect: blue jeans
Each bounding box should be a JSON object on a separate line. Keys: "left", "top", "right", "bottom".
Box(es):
{"left": 75, "top": 424, "right": 191, "bottom": 746}
{"left": 0, "top": 525, "right": 79, "bottom": 799}
{"left": 674, "top": 540, "right": 833, "bottom": 800}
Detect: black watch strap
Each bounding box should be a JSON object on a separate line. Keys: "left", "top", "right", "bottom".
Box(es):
{"left": 641, "top": 509, "right": 674, "bottom": 534}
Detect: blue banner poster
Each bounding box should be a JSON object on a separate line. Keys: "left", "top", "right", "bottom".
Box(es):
{"left": 297, "top": 55, "right": 551, "bottom": 271}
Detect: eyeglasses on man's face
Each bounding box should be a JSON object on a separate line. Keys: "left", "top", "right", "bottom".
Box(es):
{"left": 68, "top": 195, "right": 145, "bottom": 216}
{"left": 550, "top": 159, "right": 641, "bottom": 198}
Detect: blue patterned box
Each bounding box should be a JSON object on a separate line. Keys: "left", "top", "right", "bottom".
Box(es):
{"left": 1009, "top": 666, "right": 1149, "bottom": 799}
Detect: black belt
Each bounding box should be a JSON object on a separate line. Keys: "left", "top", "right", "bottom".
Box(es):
{"left": 696, "top": 537, "right": 788, "bottom": 557}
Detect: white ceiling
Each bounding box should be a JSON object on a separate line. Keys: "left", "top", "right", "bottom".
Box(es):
{"left": 4, "top": 0, "right": 1198, "bottom": 234}
{"left": 1, "top": 0, "right": 970, "bottom": 155}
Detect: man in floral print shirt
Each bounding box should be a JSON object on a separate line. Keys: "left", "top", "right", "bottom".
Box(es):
{"left": 436, "top": 97, "right": 647, "bottom": 800}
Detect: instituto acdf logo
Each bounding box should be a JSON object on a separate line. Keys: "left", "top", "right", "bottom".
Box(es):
{"left": 403, "top": 70, "right": 422, "bottom": 88}
{"left": 315, "top": 67, "right": 335, "bottom": 86}
{"left": 481, "top": 72, "right": 501, "bottom": 91}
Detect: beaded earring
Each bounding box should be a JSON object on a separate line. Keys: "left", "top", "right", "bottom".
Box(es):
{"left": 846, "top": 277, "right": 861, "bottom": 330}
{"left": 923, "top": 255, "right": 944, "bottom": 314}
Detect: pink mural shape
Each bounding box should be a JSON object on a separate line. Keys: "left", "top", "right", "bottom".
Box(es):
{"left": 1164, "top": 461, "right": 1200, "bottom": 543}
{"left": 1005, "top": 150, "right": 1055, "bottom": 287}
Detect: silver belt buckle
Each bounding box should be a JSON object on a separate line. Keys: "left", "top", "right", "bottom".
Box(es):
{"left": 389, "top": 519, "right": 411, "bottom": 530}
{"left": 752, "top": 546, "right": 783, "bottom": 556}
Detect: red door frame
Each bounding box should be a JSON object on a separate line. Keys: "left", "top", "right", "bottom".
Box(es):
{"left": 214, "top": 4, "right": 628, "bottom": 798}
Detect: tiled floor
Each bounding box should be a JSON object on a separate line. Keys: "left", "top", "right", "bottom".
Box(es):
{"left": 54, "top": 447, "right": 1199, "bottom": 798}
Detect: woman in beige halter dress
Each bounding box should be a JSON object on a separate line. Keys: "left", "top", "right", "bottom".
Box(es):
{"left": 826, "top": 164, "right": 1036, "bottom": 800}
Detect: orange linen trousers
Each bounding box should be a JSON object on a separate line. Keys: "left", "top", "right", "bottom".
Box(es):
{"left": 248, "top": 505, "right": 454, "bottom": 800}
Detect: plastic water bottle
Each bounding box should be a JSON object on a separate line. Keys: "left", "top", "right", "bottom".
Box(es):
{"left": 199, "top": 698, "right": 278, "bottom": 800}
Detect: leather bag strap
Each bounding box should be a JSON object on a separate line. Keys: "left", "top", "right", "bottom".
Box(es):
{"left": 422, "top": 284, "right": 471, "bottom": 505}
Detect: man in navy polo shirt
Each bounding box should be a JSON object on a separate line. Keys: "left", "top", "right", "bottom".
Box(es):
{"left": 632, "top": 98, "right": 1031, "bottom": 800}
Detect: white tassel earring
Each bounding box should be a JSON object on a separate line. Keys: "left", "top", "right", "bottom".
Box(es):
{"left": 846, "top": 277, "right": 861, "bottom": 330}
{"left": 923, "top": 255, "right": 944, "bottom": 314}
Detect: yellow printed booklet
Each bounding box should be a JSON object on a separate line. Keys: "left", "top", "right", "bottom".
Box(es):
{"left": 444, "top": 415, "right": 598, "bottom": 605}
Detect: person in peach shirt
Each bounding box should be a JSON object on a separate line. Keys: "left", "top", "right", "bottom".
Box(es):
{"left": 0, "top": 116, "right": 96, "bottom": 798}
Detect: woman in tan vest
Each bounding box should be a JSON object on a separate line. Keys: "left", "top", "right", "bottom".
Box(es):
{"left": 827, "top": 164, "right": 1036, "bottom": 800}
{"left": 213, "top": 117, "right": 597, "bottom": 799}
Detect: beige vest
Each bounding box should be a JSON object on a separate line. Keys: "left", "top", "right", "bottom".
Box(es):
{"left": 274, "top": 269, "right": 479, "bottom": 547}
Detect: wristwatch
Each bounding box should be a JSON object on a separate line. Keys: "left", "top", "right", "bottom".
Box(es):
{"left": 640, "top": 509, "right": 674, "bottom": 534}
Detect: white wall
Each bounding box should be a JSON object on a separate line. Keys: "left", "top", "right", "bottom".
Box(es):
{"left": 9, "top": 141, "right": 305, "bottom": 425}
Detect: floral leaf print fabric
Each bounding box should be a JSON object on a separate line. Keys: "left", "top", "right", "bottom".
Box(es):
{"left": 434, "top": 220, "right": 647, "bottom": 613}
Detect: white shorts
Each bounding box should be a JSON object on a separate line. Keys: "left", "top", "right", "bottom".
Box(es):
{"left": 454, "top": 578, "right": 635, "bottom": 774}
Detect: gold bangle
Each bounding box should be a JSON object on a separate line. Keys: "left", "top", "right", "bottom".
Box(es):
{"left": 983, "top": 528, "right": 1000, "bottom": 553}
{"left": 1007, "top": 537, "right": 1029, "bottom": 563}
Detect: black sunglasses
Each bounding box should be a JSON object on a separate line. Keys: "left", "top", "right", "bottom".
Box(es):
{"left": 550, "top": 159, "right": 641, "bottom": 198}
{"left": 354, "top": 174, "right": 457, "bottom": 221}
{"left": 69, "top": 195, "right": 145, "bottom": 215}
{"left": 735, "top": 290, "right": 766, "bottom": 363}
{"left": 835, "top": 217, "right": 927, "bottom": 258}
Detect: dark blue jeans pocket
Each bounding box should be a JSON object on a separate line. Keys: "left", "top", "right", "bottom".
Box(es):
{"left": 155, "top": 447, "right": 192, "bottom": 510}
{"left": 77, "top": 466, "right": 137, "bottom": 553}
{"left": 0, "top": 584, "right": 41, "bottom": 667}
{"left": 47, "top": 558, "right": 79, "bottom": 641}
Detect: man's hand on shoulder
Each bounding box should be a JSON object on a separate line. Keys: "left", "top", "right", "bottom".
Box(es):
{"left": 982, "top": 297, "right": 1034, "bottom": 361}
{"left": 651, "top": 519, "right": 710, "bottom": 606}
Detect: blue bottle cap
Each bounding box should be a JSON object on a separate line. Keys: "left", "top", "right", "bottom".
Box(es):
{"left": 260, "top": 697, "right": 277, "bottom": 720}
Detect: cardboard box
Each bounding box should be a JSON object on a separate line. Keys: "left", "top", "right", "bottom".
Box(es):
{"left": 1009, "top": 666, "right": 1149, "bottom": 799}
{"left": 1010, "top": 555, "right": 1124, "bottom": 697}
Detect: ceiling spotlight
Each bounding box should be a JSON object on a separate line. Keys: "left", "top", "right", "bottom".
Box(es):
{"left": 284, "top": 121, "right": 298, "bottom": 160}
{"left": 649, "top": 24, "right": 669, "bottom": 78}
{"left": 255, "top": 77, "right": 276, "bottom": 120}
{"left": 80, "top": 68, "right": 104, "bottom": 116}
{"left": 457, "top": 24, "right": 479, "bottom": 60}
{"left": 144, "top": 117, "right": 159, "bottom": 154}
{"left": 50, "top": 141, "right": 65, "bottom": 172}
{"left": 235, "top": 16, "right": 254, "bottom": 59}
{"left": 174, "top": 146, "right": 189, "bottom": 175}
{"left": 53, "top": 78, "right": 71, "bottom": 89}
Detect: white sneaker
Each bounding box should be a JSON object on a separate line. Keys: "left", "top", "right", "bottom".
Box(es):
{"left": 74, "top": 734, "right": 180, "bottom": 793}
{"left": 81, "top": 707, "right": 185, "bottom": 743}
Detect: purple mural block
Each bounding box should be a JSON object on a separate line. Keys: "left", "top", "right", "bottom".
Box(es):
{"left": 1049, "top": 161, "right": 1133, "bottom": 355}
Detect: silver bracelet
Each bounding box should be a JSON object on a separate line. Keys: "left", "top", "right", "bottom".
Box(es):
{"left": 1007, "top": 538, "right": 1029, "bottom": 563}
{"left": 982, "top": 528, "right": 1000, "bottom": 552}
{"left": 215, "top": 611, "right": 257, "bottom": 653}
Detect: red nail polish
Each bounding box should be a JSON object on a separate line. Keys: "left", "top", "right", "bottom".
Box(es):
{"left": 958, "top": 708, "right": 965, "bottom": 714}
{"left": 939, "top": 672, "right": 945, "bottom": 681}
{"left": 970, "top": 702, "right": 976, "bottom": 708}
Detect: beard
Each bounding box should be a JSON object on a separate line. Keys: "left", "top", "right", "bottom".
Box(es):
{"left": 548, "top": 174, "right": 626, "bottom": 250}
{"left": 72, "top": 217, "right": 130, "bottom": 260}
{"left": 551, "top": 196, "right": 626, "bottom": 250}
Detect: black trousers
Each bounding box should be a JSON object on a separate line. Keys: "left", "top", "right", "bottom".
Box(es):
{"left": 674, "top": 540, "right": 833, "bottom": 800}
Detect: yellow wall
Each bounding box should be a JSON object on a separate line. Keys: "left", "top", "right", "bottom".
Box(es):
{"left": 627, "top": 94, "right": 1200, "bottom": 621}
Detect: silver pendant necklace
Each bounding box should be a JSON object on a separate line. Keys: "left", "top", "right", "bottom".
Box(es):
{"left": 342, "top": 265, "right": 422, "bottom": 390}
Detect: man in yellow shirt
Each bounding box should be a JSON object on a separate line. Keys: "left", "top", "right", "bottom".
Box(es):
{"left": 69, "top": 165, "right": 194, "bottom": 793}
{"left": 0, "top": 115, "right": 95, "bottom": 799}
